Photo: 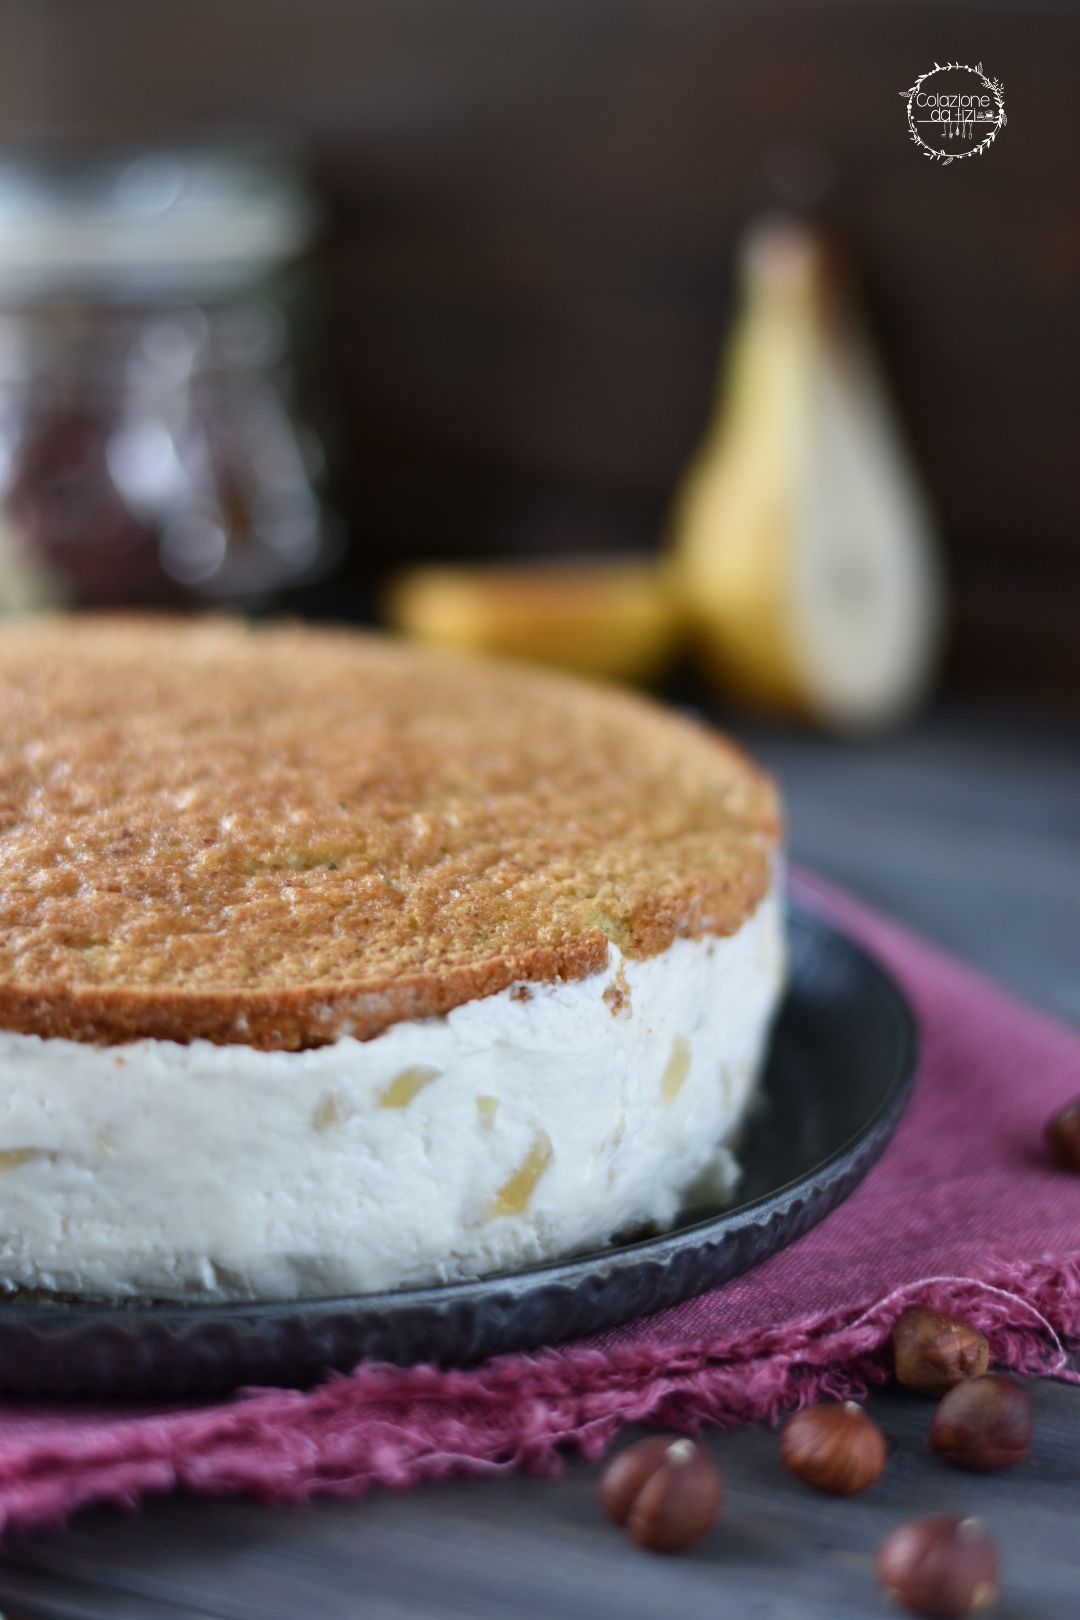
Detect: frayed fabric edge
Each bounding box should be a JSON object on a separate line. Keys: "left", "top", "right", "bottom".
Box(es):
{"left": 1, "top": 1253, "right": 1079, "bottom": 1539}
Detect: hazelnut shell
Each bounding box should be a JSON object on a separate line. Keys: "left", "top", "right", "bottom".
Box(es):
{"left": 876, "top": 1514, "right": 997, "bottom": 1618}
{"left": 779, "top": 1401, "right": 887, "bottom": 1495}
{"left": 1046, "top": 1097, "right": 1080, "bottom": 1172}
{"left": 599, "top": 1435, "right": 722, "bottom": 1552}
{"left": 928, "top": 1372, "right": 1033, "bottom": 1472}
{"left": 892, "top": 1306, "right": 989, "bottom": 1397}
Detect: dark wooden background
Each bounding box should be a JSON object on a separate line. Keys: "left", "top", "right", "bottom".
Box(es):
{"left": 0, "top": 0, "right": 1077, "bottom": 697}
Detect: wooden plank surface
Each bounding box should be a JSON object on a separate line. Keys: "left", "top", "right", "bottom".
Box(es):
{"left": 0, "top": 694, "right": 1077, "bottom": 1618}
{"left": 0, "top": 1380, "right": 1078, "bottom": 1619}
{"left": 737, "top": 698, "right": 1080, "bottom": 1027}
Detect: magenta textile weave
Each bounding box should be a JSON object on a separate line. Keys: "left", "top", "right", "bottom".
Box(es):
{"left": 0, "top": 869, "right": 1079, "bottom": 1537}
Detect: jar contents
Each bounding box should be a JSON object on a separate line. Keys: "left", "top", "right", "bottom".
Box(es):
{"left": 0, "top": 152, "right": 335, "bottom": 611}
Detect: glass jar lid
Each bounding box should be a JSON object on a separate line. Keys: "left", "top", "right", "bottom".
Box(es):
{"left": 0, "top": 150, "right": 317, "bottom": 302}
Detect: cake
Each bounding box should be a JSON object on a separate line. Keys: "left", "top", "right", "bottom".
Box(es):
{"left": 0, "top": 616, "right": 784, "bottom": 1301}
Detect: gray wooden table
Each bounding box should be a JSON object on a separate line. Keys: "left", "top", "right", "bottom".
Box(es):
{"left": 0, "top": 696, "right": 1077, "bottom": 1619}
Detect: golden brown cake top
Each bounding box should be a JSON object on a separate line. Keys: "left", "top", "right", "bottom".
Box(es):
{"left": 0, "top": 616, "right": 781, "bottom": 1048}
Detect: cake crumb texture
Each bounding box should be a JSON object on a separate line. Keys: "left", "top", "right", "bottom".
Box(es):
{"left": 0, "top": 616, "right": 780, "bottom": 1048}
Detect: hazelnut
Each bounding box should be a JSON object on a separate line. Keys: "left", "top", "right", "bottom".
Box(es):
{"left": 779, "top": 1401, "right": 887, "bottom": 1495}
{"left": 876, "top": 1514, "right": 997, "bottom": 1617}
{"left": 928, "top": 1372, "right": 1032, "bottom": 1471}
{"left": 1046, "top": 1096, "right": 1080, "bottom": 1172}
{"left": 892, "top": 1306, "right": 989, "bottom": 1396}
{"left": 599, "top": 1435, "right": 722, "bottom": 1552}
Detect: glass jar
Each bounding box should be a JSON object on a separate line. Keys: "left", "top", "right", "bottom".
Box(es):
{"left": 0, "top": 151, "right": 338, "bottom": 611}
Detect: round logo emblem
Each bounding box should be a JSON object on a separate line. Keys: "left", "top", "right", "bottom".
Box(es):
{"left": 900, "top": 62, "right": 1006, "bottom": 164}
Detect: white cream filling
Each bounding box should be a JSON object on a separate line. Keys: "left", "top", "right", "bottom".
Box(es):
{"left": 0, "top": 879, "right": 785, "bottom": 1302}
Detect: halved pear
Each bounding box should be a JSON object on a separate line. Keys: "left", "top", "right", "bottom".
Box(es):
{"left": 384, "top": 559, "right": 683, "bottom": 684}
{"left": 670, "top": 219, "right": 944, "bottom": 730}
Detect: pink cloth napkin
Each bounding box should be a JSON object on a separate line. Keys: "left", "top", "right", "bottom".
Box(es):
{"left": 1, "top": 869, "right": 1080, "bottom": 1537}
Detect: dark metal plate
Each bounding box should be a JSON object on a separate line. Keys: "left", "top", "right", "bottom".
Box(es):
{"left": 0, "top": 905, "right": 917, "bottom": 1397}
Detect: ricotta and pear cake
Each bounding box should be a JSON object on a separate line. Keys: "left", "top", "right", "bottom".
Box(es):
{"left": 0, "top": 616, "right": 784, "bottom": 1301}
